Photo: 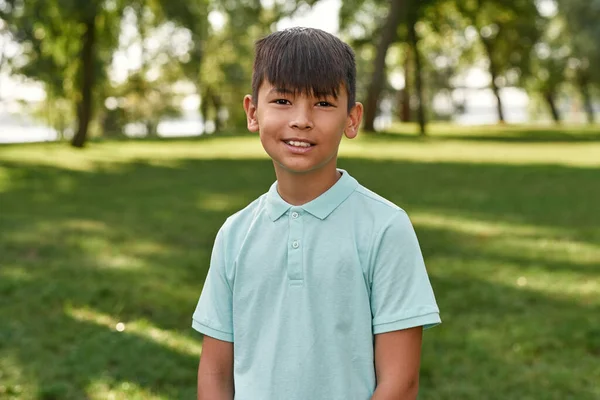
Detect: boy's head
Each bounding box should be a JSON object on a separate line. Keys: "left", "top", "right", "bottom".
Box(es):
{"left": 251, "top": 27, "right": 357, "bottom": 113}
{"left": 244, "top": 27, "right": 363, "bottom": 176}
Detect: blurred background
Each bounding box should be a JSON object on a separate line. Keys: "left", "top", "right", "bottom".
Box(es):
{"left": 0, "top": 0, "right": 599, "bottom": 143}
{"left": 0, "top": 0, "right": 599, "bottom": 399}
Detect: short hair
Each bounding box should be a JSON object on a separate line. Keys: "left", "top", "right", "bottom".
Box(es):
{"left": 251, "top": 27, "right": 357, "bottom": 113}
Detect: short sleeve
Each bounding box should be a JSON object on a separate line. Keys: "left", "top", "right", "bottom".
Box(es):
{"left": 370, "top": 211, "right": 441, "bottom": 334}
{"left": 192, "top": 226, "right": 234, "bottom": 342}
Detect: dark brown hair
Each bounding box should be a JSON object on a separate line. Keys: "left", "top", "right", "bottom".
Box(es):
{"left": 251, "top": 27, "right": 357, "bottom": 113}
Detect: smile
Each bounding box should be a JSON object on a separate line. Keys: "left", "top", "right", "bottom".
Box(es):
{"left": 284, "top": 140, "right": 313, "bottom": 148}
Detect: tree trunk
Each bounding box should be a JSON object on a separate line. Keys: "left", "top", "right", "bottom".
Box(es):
{"left": 0, "top": 35, "right": 6, "bottom": 102}
{"left": 363, "top": 0, "right": 406, "bottom": 132}
{"left": 480, "top": 38, "right": 505, "bottom": 123}
{"left": 543, "top": 90, "right": 561, "bottom": 124}
{"left": 71, "top": 13, "right": 97, "bottom": 148}
{"left": 578, "top": 75, "right": 595, "bottom": 124}
{"left": 408, "top": 17, "right": 426, "bottom": 136}
{"left": 398, "top": 47, "right": 412, "bottom": 122}
{"left": 200, "top": 87, "right": 209, "bottom": 134}
{"left": 211, "top": 92, "right": 222, "bottom": 133}
{"left": 146, "top": 120, "right": 158, "bottom": 137}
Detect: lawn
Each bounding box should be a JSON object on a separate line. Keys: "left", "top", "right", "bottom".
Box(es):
{"left": 1, "top": 124, "right": 599, "bottom": 399}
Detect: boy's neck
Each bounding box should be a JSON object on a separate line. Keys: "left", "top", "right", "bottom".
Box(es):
{"left": 274, "top": 164, "right": 341, "bottom": 206}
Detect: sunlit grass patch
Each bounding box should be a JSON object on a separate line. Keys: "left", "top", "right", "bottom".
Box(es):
{"left": 196, "top": 192, "right": 250, "bottom": 212}
{"left": 86, "top": 379, "right": 164, "bottom": 400}
{"left": 0, "top": 265, "right": 34, "bottom": 282}
{"left": 3, "top": 124, "right": 600, "bottom": 170}
{"left": 0, "top": 355, "right": 32, "bottom": 400}
{"left": 342, "top": 137, "right": 600, "bottom": 167}
{"left": 412, "top": 210, "right": 558, "bottom": 237}
{"left": 66, "top": 306, "right": 202, "bottom": 356}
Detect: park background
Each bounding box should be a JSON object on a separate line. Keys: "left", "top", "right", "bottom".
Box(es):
{"left": 1, "top": 0, "right": 599, "bottom": 398}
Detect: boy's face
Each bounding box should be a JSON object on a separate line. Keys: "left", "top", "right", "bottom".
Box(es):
{"left": 243, "top": 81, "right": 363, "bottom": 175}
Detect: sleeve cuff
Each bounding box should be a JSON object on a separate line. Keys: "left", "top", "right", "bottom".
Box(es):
{"left": 192, "top": 319, "right": 234, "bottom": 342}
{"left": 373, "top": 312, "right": 441, "bottom": 334}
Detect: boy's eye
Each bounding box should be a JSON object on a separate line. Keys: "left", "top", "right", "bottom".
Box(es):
{"left": 317, "top": 101, "right": 333, "bottom": 107}
{"left": 273, "top": 99, "right": 291, "bottom": 105}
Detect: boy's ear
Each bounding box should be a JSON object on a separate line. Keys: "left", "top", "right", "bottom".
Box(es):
{"left": 243, "top": 95, "right": 259, "bottom": 132}
{"left": 344, "top": 102, "right": 363, "bottom": 139}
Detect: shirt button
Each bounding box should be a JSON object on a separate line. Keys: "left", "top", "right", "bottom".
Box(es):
{"left": 292, "top": 240, "right": 299, "bottom": 249}
{"left": 291, "top": 212, "right": 299, "bottom": 219}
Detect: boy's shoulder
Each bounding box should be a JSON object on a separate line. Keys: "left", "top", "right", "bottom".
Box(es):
{"left": 353, "top": 183, "right": 403, "bottom": 212}
{"left": 219, "top": 191, "right": 269, "bottom": 235}
{"left": 350, "top": 180, "right": 410, "bottom": 226}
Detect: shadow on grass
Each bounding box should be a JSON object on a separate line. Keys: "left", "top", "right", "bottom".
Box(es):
{"left": 0, "top": 157, "right": 598, "bottom": 399}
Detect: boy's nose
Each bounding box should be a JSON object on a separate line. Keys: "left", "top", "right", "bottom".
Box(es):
{"left": 289, "top": 110, "right": 314, "bottom": 130}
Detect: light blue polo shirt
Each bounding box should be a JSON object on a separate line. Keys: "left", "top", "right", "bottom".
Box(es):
{"left": 192, "top": 169, "right": 440, "bottom": 400}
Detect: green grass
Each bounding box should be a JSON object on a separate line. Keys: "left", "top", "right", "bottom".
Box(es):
{"left": 1, "top": 124, "right": 599, "bottom": 399}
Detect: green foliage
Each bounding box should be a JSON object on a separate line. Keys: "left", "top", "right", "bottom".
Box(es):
{"left": 1, "top": 0, "right": 211, "bottom": 140}
{"left": 521, "top": 14, "right": 570, "bottom": 121}
{"left": 454, "top": 0, "right": 544, "bottom": 86}
{"left": 0, "top": 0, "right": 121, "bottom": 136}
{"left": 556, "top": 0, "right": 599, "bottom": 124}
{"left": 528, "top": 17, "right": 568, "bottom": 88}
{"left": 158, "top": 0, "right": 209, "bottom": 89}
{"left": 107, "top": 71, "right": 183, "bottom": 136}
{"left": 557, "top": 0, "right": 600, "bottom": 83}
{"left": 99, "top": 2, "right": 195, "bottom": 136}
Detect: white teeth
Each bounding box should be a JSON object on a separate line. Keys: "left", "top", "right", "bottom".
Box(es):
{"left": 286, "top": 140, "right": 311, "bottom": 148}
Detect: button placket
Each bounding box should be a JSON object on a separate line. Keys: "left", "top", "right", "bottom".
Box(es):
{"left": 287, "top": 208, "right": 304, "bottom": 283}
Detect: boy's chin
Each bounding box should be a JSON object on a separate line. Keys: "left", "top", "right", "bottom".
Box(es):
{"left": 279, "top": 165, "right": 315, "bottom": 175}
{"left": 274, "top": 160, "right": 334, "bottom": 175}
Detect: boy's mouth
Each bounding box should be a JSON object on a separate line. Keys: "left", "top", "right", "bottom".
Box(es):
{"left": 283, "top": 140, "right": 314, "bottom": 148}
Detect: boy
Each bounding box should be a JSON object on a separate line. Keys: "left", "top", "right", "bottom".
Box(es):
{"left": 192, "top": 27, "right": 440, "bottom": 400}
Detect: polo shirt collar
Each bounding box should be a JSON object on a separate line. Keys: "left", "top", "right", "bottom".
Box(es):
{"left": 266, "top": 169, "right": 358, "bottom": 221}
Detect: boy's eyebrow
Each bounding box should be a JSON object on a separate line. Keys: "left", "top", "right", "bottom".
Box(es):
{"left": 269, "top": 87, "right": 295, "bottom": 95}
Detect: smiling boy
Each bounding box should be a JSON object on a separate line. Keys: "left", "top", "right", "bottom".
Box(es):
{"left": 192, "top": 27, "right": 441, "bottom": 400}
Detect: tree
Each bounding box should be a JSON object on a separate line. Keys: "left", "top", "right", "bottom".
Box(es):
{"left": 407, "top": 14, "right": 426, "bottom": 135}
{"left": 340, "top": 0, "right": 453, "bottom": 133}
{"left": 404, "top": 0, "right": 444, "bottom": 135}
{"left": 0, "top": 0, "right": 123, "bottom": 146}
{"left": 0, "top": 16, "right": 12, "bottom": 101}
{"left": 157, "top": 0, "right": 209, "bottom": 131}
{"left": 361, "top": 0, "right": 406, "bottom": 132}
{"left": 101, "top": 2, "right": 192, "bottom": 137}
{"left": 455, "top": 0, "right": 543, "bottom": 123}
{"left": 557, "top": 0, "right": 600, "bottom": 124}
{"left": 525, "top": 16, "right": 569, "bottom": 124}
{"left": 1, "top": 0, "right": 211, "bottom": 146}
{"left": 71, "top": 2, "right": 99, "bottom": 147}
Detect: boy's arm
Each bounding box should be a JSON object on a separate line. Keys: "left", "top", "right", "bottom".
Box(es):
{"left": 197, "top": 335, "right": 234, "bottom": 400}
{"left": 371, "top": 326, "right": 423, "bottom": 400}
